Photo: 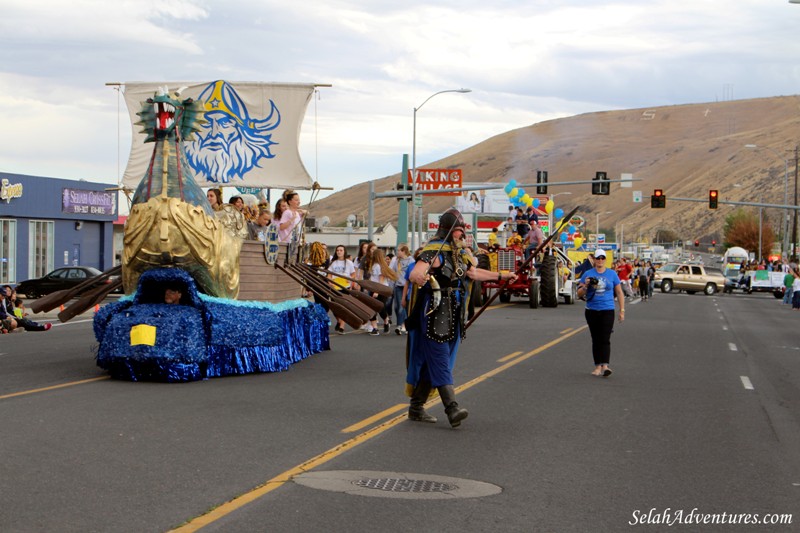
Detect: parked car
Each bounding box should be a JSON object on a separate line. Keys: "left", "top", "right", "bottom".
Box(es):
{"left": 15, "top": 266, "right": 109, "bottom": 298}
{"left": 653, "top": 263, "right": 726, "bottom": 295}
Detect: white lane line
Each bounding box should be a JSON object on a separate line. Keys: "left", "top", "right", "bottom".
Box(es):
{"left": 729, "top": 343, "right": 738, "bottom": 351}
{"left": 716, "top": 308, "right": 721, "bottom": 312}
{"left": 741, "top": 376, "right": 754, "bottom": 390}
{"left": 722, "top": 325, "right": 728, "bottom": 331}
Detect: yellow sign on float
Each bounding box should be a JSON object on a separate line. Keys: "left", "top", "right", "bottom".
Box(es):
{"left": 130, "top": 324, "right": 157, "bottom": 346}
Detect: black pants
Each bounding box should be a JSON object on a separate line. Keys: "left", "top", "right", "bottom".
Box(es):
{"left": 584, "top": 309, "right": 615, "bottom": 365}
{"left": 371, "top": 294, "right": 388, "bottom": 321}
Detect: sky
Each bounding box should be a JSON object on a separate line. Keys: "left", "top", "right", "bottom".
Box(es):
{"left": 2, "top": 0, "right": 800, "bottom": 206}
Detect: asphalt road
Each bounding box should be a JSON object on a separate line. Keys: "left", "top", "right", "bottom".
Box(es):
{"left": 1, "top": 289, "right": 798, "bottom": 532}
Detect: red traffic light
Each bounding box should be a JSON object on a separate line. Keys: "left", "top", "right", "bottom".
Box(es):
{"left": 709, "top": 189, "right": 719, "bottom": 209}
{"left": 651, "top": 189, "right": 666, "bottom": 208}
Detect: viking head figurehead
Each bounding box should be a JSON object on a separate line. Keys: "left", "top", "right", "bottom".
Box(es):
{"left": 436, "top": 208, "right": 467, "bottom": 242}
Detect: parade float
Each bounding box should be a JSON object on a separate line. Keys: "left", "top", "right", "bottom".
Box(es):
{"left": 34, "top": 81, "right": 374, "bottom": 382}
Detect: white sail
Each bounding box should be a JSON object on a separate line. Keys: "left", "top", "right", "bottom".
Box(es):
{"left": 122, "top": 81, "right": 316, "bottom": 190}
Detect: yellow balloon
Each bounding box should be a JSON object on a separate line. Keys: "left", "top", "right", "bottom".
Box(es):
{"left": 509, "top": 188, "right": 519, "bottom": 197}
{"left": 573, "top": 237, "right": 584, "bottom": 249}
{"left": 521, "top": 194, "right": 531, "bottom": 203}
{"left": 545, "top": 199, "right": 554, "bottom": 214}
{"left": 525, "top": 197, "right": 533, "bottom": 207}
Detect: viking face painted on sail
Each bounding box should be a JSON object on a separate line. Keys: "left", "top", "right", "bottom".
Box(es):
{"left": 184, "top": 80, "right": 281, "bottom": 184}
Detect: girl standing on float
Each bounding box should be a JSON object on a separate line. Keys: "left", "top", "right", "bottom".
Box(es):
{"left": 277, "top": 190, "right": 306, "bottom": 244}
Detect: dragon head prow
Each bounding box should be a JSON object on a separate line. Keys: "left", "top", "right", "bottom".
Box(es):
{"left": 135, "top": 86, "right": 205, "bottom": 143}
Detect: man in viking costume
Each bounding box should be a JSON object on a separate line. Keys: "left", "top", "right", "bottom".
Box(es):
{"left": 406, "top": 208, "right": 517, "bottom": 428}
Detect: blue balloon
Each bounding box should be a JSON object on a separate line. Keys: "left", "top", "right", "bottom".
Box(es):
{"left": 504, "top": 183, "right": 513, "bottom": 194}
{"left": 568, "top": 224, "right": 575, "bottom": 233}
{"left": 532, "top": 198, "right": 540, "bottom": 208}
{"left": 560, "top": 232, "right": 568, "bottom": 243}
{"left": 516, "top": 189, "right": 526, "bottom": 199}
{"left": 509, "top": 179, "right": 517, "bottom": 188}
{"left": 555, "top": 208, "right": 564, "bottom": 220}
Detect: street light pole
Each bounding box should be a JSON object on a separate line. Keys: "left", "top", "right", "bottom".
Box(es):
{"left": 410, "top": 88, "right": 471, "bottom": 250}
{"left": 793, "top": 145, "right": 799, "bottom": 260}
{"left": 745, "top": 144, "right": 790, "bottom": 256}
{"left": 596, "top": 210, "right": 612, "bottom": 239}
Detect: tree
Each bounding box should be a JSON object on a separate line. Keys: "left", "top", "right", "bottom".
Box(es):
{"left": 723, "top": 209, "right": 775, "bottom": 259}
{"left": 653, "top": 229, "right": 680, "bottom": 245}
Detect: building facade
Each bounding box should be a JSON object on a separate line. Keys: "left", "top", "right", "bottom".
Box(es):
{"left": 0, "top": 172, "right": 117, "bottom": 285}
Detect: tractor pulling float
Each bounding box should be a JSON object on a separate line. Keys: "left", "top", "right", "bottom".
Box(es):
{"left": 480, "top": 244, "right": 577, "bottom": 309}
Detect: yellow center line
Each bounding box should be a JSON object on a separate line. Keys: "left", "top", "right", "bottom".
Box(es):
{"left": 455, "top": 325, "right": 588, "bottom": 394}
{"left": 0, "top": 376, "right": 110, "bottom": 401}
{"left": 170, "top": 325, "right": 587, "bottom": 532}
{"left": 341, "top": 404, "right": 407, "bottom": 433}
{"left": 559, "top": 327, "right": 573, "bottom": 334}
{"left": 497, "top": 351, "right": 523, "bottom": 363}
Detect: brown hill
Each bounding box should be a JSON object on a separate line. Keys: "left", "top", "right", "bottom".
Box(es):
{"left": 311, "top": 95, "right": 800, "bottom": 245}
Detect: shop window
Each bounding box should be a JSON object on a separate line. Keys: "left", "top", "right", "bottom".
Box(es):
{"left": 0, "top": 219, "right": 16, "bottom": 284}
{"left": 28, "top": 220, "right": 54, "bottom": 279}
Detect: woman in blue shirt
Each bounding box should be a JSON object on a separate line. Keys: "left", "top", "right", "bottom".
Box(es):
{"left": 577, "top": 249, "right": 625, "bottom": 377}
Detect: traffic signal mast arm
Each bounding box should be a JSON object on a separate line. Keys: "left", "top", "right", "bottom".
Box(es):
{"left": 374, "top": 178, "right": 644, "bottom": 199}
{"left": 663, "top": 196, "right": 800, "bottom": 210}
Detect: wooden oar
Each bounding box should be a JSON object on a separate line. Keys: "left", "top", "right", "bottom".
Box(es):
{"left": 340, "top": 286, "right": 386, "bottom": 315}
{"left": 57, "top": 279, "right": 123, "bottom": 323}
{"left": 289, "top": 264, "right": 375, "bottom": 322}
{"left": 319, "top": 269, "right": 392, "bottom": 298}
{"left": 274, "top": 263, "right": 364, "bottom": 330}
{"left": 299, "top": 264, "right": 387, "bottom": 314}
{"left": 30, "top": 265, "right": 122, "bottom": 314}
{"left": 465, "top": 206, "right": 581, "bottom": 331}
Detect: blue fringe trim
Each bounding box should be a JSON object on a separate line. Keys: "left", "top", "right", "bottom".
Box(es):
{"left": 94, "top": 268, "right": 330, "bottom": 383}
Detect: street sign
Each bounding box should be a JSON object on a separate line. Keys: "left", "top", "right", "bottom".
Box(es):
{"left": 621, "top": 173, "right": 633, "bottom": 188}
{"left": 414, "top": 196, "right": 423, "bottom": 207}
{"left": 633, "top": 190, "right": 642, "bottom": 203}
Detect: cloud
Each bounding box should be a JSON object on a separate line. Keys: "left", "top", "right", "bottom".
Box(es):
{"left": 1, "top": 0, "right": 800, "bottom": 198}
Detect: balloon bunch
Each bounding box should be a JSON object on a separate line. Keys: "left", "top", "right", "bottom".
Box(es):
{"left": 503, "top": 178, "right": 579, "bottom": 247}
{"left": 558, "top": 221, "right": 583, "bottom": 249}
{"left": 503, "top": 179, "right": 540, "bottom": 210}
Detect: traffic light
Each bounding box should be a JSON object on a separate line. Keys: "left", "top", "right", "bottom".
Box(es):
{"left": 592, "top": 171, "right": 609, "bottom": 195}
{"left": 536, "top": 170, "right": 548, "bottom": 195}
{"left": 650, "top": 189, "right": 666, "bottom": 208}
{"left": 712, "top": 239, "right": 717, "bottom": 246}
{"left": 694, "top": 240, "right": 700, "bottom": 247}
{"left": 395, "top": 182, "right": 412, "bottom": 200}
{"left": 709, "top": 189, "right": 718, "bottom": 209}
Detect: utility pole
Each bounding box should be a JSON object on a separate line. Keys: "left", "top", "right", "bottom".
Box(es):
{"left": 794, "top": 145, "right": 799, "bottom": 260}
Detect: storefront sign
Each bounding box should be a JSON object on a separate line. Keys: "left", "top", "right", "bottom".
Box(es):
{"left": 61, "top": 188, "right": 116, "bottom": 215}
{"left": 409, "top": 169, "right": 462, "bottom": 196}
{"left": 0, "top": 179, "right": 23, "bottom": 203}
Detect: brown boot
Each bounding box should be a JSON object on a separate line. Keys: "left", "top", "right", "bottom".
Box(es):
{"left": 438, "top": 385, "right": 468, "bottom": 428}
{"left": 408, "top": 381, "right": 437, "bottom": 423}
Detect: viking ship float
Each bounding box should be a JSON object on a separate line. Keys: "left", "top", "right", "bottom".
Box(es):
{"left": 33, "top": 81, "right": 376, "bottom": 382}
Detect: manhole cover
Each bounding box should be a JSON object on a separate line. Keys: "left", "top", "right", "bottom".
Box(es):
{"left": 353, "top": 477, "right": 458, "bottom": 493}
{"left": 293, "top": 470, "right": 502, "bottom": 500}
